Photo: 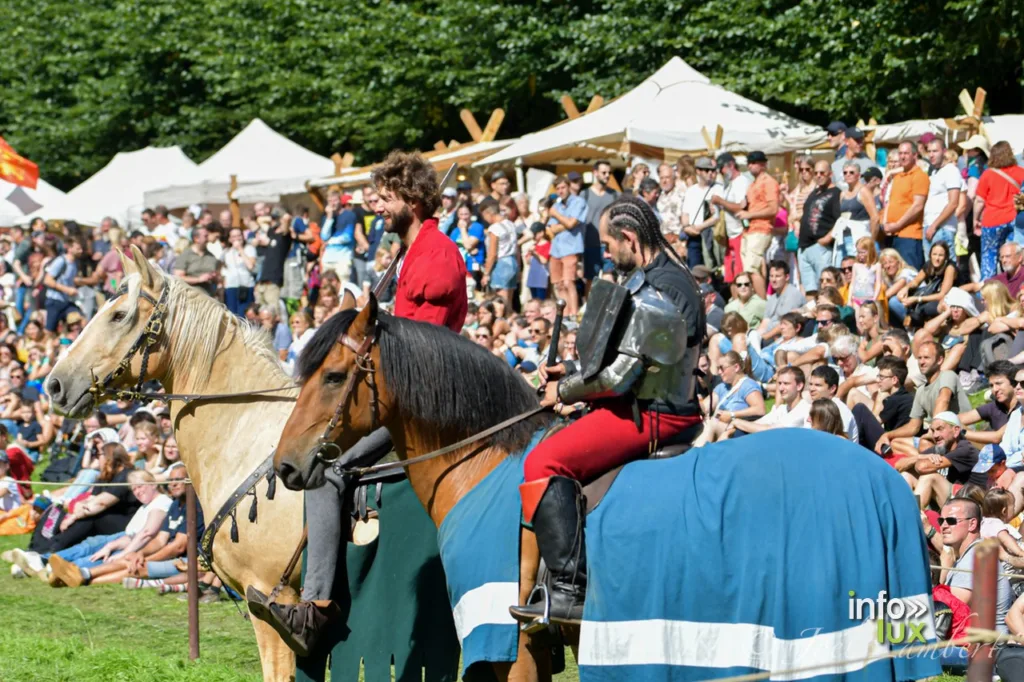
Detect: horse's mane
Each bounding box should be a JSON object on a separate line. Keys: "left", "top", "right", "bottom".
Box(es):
{"left": 159, "top": 273, "right": 290, "bottom": 389}
{"left": 299, "top": 310, "right": 547, "bottom": 454}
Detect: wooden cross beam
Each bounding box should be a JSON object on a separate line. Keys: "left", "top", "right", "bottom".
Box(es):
{"left": 560, "top": 95, "right": 581, "bottom": 120}
{"left": 460, "top": 109, "right": 483, "bottom": 142}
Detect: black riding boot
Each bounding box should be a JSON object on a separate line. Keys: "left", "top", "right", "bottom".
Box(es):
{"left": 510, "top": 476, "right": 587, "bottom": 625}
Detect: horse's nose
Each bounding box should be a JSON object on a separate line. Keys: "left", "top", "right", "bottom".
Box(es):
{"left": 47, "top": 377, "right": 66, "bottom": 407}
{"left": 276, "top": 461, "right": 306, "bottom": 491}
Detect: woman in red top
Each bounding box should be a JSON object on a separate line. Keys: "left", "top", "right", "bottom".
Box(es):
{"left": 975, "top": 140, "right": 1024, "bottom": 280}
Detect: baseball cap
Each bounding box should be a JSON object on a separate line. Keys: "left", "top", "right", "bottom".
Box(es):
{"left": 456, "top": 180, "right": 473, "bottom": 192}
{"left": 973, "top": 444, "right": 1007, "bottom": 474}
{"left": 340, "top": 194, "right": 354, "bottom": 205}
{"left": 862, "top": 167, "right": 883, "bottom": 182}
{"left": 442, "top": 187, "right": 458, "bottom": 198}
{"left": 699, "top": 283, "right": 716, "bottom": 296}
{"left": 845, "top": 127, "right": 865, "bottom": 142}
{"left": 691, "top": 265, "right": 712, "bottom": 280}
{"left": 566, "top": 171, "right": 583, "bottom": 182}
{"left": 746, "top": 151, "right": 768, "bottom": 164}
{"left": 716, "top": 152, "right": 736, "bottom": 169}
{"left": 919, "top": 132, "right": 938, "bottom": 145}
{"left": 826, "top": 121, "right": 847, "bottom": 136}
{"left": 932, "top": 411, "right": 962, "bottom": 429}
{"left": 490, "top": 170, "right": 507, "bottom": 182}
{"left": 694, "top": 157, "right": 716, "bottom": 171}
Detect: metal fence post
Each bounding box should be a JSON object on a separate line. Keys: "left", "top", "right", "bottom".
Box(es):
{"left": 187, "top": 483, "right": 200, "bottom": 661}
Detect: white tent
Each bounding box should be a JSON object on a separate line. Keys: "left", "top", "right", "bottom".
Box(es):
{"left": 24, "top": 146, "right": 197, "bottom": 229}
{"left": 0, "top": 178, "right": 67, "bottom": 227}
{"left": 145, "top": 119, "right": 334, "bottom": 208}
{"left": 476, "top": 57, "right": 824, "bottom": 167}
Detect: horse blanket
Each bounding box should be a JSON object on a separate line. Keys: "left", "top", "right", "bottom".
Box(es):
{"left": 439, "top": 428, "right": 940, "bottom": 681}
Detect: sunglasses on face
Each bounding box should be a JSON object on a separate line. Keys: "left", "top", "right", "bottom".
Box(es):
{"left": 530, "top": 329, "right": 546, "bottom": 335}
{"left": 843, "top": 170, "right": 858, "bottom": 176}
{"left": 842, "top": 266, "right": 854, "bottom": 272}
{"left": 1014, "top": 378, "right": 1024, "bottom": 388}
{"left": 937, "top": 517, "right": 965, "bottom": 527}
{"left": 817, "top": 319, "right": 833, "bottom": 326}
{"left": 799, "top": 167, "right": 813, "bottom": 172}
{"left": 735, "top": 281, "right": 751, "bottom": 288}
{"left": 814, "top": 171, "right": 830, "bottom": 177}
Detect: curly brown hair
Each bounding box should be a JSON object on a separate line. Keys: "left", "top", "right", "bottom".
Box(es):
{"left": 989, "top": 140, "right": 1017, "bottom": 169}
{"left": 371, "top": 151, "right": 441, "bottom": 216}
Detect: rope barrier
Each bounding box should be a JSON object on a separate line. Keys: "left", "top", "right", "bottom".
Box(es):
{"left": 693, "top": 628, "right": 1022, "bottom": 682}
{"left": 5, "top": 478, "right": 191, "bottom": 487}
{"left": 931, "top": 563, "right": 1024, "bottom": 580}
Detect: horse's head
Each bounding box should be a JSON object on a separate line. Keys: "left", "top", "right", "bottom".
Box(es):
{"left": 48, "top": 245, "right": 169, "bottom": 418}
{"left": 275, "top": 296, "right": 392, "bottom": 490}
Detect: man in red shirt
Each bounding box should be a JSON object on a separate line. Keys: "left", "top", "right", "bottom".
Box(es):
{"left": 248, "top": 151, "right": 468, "bottom": 656}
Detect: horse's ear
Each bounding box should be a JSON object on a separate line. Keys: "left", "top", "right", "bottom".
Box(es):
{"left": 118, "top": 248, "right": 137, "bottom": 278}
{"left": 129, "top": 244, "right": 156, "bottom": 289}
{"left": 349, "top": 293, "right": 378, "bottom": 342}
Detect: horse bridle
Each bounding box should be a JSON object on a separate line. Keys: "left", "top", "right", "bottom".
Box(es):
{"left": 88, "top": 282, "right": 170, "bottom": 404}
{"left": 309, "top": 323, "right": 380, "bottom": 465}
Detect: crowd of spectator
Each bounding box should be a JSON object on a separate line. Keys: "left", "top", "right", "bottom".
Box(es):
{"left": 4, "top": 123, "right": 1024, "bottom": 668}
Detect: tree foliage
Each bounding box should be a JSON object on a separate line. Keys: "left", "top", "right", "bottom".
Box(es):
{"left": 1, "top": 0, "right": 1022, "bottom": 190}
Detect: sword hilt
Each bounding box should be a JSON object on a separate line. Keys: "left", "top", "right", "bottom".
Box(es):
{"left": 546, "top": 299, "right": 567, "bottom": 368}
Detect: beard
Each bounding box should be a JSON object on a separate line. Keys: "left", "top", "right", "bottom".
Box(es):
{"left": 383, "top": 204, "right": 414, "bottom": 234}
{"left": 611, "top": 248, "right": 638, "bottom": 273}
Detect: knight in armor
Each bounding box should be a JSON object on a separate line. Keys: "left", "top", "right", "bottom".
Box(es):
{"left": 510, "top": 194, "right": 705, "bottom": 625}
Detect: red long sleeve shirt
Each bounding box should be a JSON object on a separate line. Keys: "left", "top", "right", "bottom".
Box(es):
{"left": 393, "top": 218, "right": 468, "bottom": 332}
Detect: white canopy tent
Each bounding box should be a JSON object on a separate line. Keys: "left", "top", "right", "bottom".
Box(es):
{"left": 476, "top": 57, "right": 824, "bottom": 167}
{"left": 145, "top": 119, "right": 334, "bottom": 208}
{"left": 0, "top": 178, "right": 67, "bottom": 227}
{"left": 23, "top": 146, "right": 197, "bottom": 229}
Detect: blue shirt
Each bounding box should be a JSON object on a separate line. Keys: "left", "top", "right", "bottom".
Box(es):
{"left": 273, "top": 321, "right": 292, "bottom": 353}
{"left": 365, "top": 216, "right": 386, "bottom": 260}
{"left": 449, "top": 221, "right": 486, "bottom": 271}
{"left": 548, "top": 194, "right": 587, "bottom": 258}
{"left": 713, "top": 377, "right": 761, "bottom": 414}
{"left": 162, "top": 498, "right": 205, "bottom": 540}
{"left": 320, "top": 210, "right": 357, "bottom": 262}
{"left": 45, "top": 254, "right": 78, "bottom": 303}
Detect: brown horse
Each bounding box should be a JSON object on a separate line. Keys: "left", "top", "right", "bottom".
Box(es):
{"left": 47, "top": 247, "right": 303, "bottom": 681}
{"left": 273, "top": 299, "right": 555, "bottom": 681}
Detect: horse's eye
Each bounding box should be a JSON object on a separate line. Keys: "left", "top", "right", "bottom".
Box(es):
{"left": 324, "top": 372, "right": 346, "bottom": 385}
{"left": 111, "top": 311, "right": 127, "bottom": 323}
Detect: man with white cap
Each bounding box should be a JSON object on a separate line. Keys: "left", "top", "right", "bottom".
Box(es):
{"left": 959, "top": 134, "right": 991, "bottom": 203}
{"left": 896, "top": 411, "right": 983, "bottom": 509}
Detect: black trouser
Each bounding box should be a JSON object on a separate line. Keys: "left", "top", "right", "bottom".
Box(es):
{"left": 851, "top": 403, "right": 885, "bottom": 452}
{"left": 301, "top": 427, "right": 393, "bottom": 601}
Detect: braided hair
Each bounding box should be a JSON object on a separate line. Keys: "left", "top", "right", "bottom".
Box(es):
{"left": 605, "top": 194, "right": 685, "bottom": 268}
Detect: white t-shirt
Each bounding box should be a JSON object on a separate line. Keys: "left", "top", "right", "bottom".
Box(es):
{"left": 982, "top": 517, "right": 1023, "bottom": 542}
{"left": 488, "top": 220, "right": 518, "bottom": 260}
{"left": 758, "top": 399, "right": 811, "bottom": 428}
{"left": 0, "top": 476, "right": 22, "bottom": 512}
{"left": 924, "top": 164, "right": 962, "bottom": 232}
{"left": 682, "top": 183, "right": 723, "bottom": 226}
{"left": 723, "top": 175, "right": 751, "bottom": 238}
{"left": 220, "top": 245, "right": 258, "bottom": 288}
{"left": 847, "top": 363, "right": 880, "bottom": 400}
{"left": 803, "top": 397, "right": 859, "bottom": 442}
{"left": 125, "top": 493, "right": 172, "bottom": 537}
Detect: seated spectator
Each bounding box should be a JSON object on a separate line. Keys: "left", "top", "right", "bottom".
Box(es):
{"left": 786, "top": 322, "right": 850, "bottom": 377}
{"left": 855, "top": 302, "right": 886, "bottom": 364}
{"left": 45, "top": 469, "right": 172, "bottom": 587}
{"left": 0, "top": 450, "right": 22, "bottom": 512}
{"left": 751, "top": 261, "right": 804, "bottom": 343}
{"left": 901, "top": 241, "right": 958, "bottom": 329}
{"left": 875, "top": 341, "right": 970, "bottom": 456}
{"left": 708, "top": 311, "right": 778, "bottom": 384}
{"left": 700, "top": 350, "right": 765, "bottom": 443}
{"left": 809, "top": 398, "right": 846, "bottom": 438}
{"left": 284, "top": 310, "right": 315, "bottom": 377}
{"left": 989, "top": 241, "right": 1024, "bottom": 298}
{"left": 259, "top": 305, "right": 291, "bottom": 362}
{"left": 0, "top": 495, "right": 47, "bottom": 538}
{"left": 833, "top": 334, "right": 879, "bottom": 409}
{"left": 817, "top": 286, "right": 856, "bottom": 330}
{"left": 9, "top": 400, "right": 49, "bottom": 462}
{"left": 897, "top": 412, "right": 982, "bottom": 510}
{"left": 879, "top": 248, "right": 918, "bottom": 326}
{"left": 804, "top": 365, "right": 858, "bottom": 441}
{"left": 131, "top": 421, "right": 162, "bottom": 472}
{"left": 727, "top": 366, "right": 809, "bottom": 436}
{"left": 880, "top": 327, "right": 926, "bottom": 390}
{"left": 851, "top": 356, "right": 914, "bottom": 452}
{"left": 975, "top": 445, "right": 1015, "bottom": 491}
{"left": 915, "top": 288, "right": 983, "bottom": 382}
{"left": 999, "top": 365, "right": 1024, "bottom": 469}
{"left": 960, "top": 360, "right": 1017, "bottom": 447}
{"left": 980, "top": 488, "right": 1024, "bottom": 560}
{"left": 701, "top": 283, "right": 724, "bottom": 335}
{"left": 722, "top": 273, "right": 765, "bottom": 328}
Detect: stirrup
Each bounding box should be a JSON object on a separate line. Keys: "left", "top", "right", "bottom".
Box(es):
{"left": 516, "top": 583, "right": 551, "bottom": 634}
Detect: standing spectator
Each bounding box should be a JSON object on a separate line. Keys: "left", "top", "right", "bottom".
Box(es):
{"left": 566, "top": 171, "right": 584, "bottom": 196}
{"left": 320, "top": 192, "right": 359, "bottom": 282}
{"left": 481, "top": 198, "right": 520, "bottom": 308}
{"left": 220, "top": 227, "right": 257, "bottom": 317}
{"left": 656, "top": 162, "right": 686, "bottom": 241}
{"left": 960, "top": 134, "right": 990, "bottom": 205}
{"left": 681, "top": 157, "right": 723, "bottom": 269}
{"left": 924, "top": 137, "right": 963, "bottom": 261}
{"left": 826, "top": 121, "right": 848, "bottom": 160}
{"left": 254, "top": 213, "right": 292, "bottom": 313}
{"left": 637, "top": 178, "right": 661, "bottom": 221}
{"left": 546, "top": 176, "right": 586, "bottom": 318}
{"left": 356, "top": 189, "right": 386, "bottom": 288}
{"left": 883, "top": 141, "right": 929, "bottom": 270}
{"left": 735, "top": 151, "right": 779, "bottom": 298}
{"left": 838, "top": 163, "right": 880, "bottom": 249}
{"left": 798, "top": 160, "right": 840, "bottom": 291}
{"left": 438, "top": 187, "right": 458, "bottom": 235}
{"left": 830, "top": 127, "right": 878, "bottom": 190}
{"left": 42, "top": 237, "right": 84, "bottom": 333}
{"left": 975, "top": 141, "right": 1024, "bottom": 280}
{"left": 580, "top": 160, "right": 618, "bottom": 295}
{"left": 711, "top": 153, "right": 751, "bottom": 285}
{"left": 488, "top": 171, "right": 511, "bottom": 203}
{"left": 172, "top": 227, "right": 219, "bottom": 297}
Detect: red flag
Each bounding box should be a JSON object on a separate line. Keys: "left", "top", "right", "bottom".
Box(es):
{"left": 0, "top": 137, "right": 39, "bottom": 190}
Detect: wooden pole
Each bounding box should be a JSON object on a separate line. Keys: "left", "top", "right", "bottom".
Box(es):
{"left": 966, "top": 538, "right": 998, "bottom": 682}
{"left": 228, "top": 175, "right": 241, "bottom": 228}
{"left": 305, "top": 181, "right": 325, "bottom": 213}
{"left": 186, "top": 483, "right": 200, "bottom": 661}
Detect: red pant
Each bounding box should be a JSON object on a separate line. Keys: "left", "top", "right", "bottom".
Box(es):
{"left": 523, "top": 400, "right": 702, "bottom": 484}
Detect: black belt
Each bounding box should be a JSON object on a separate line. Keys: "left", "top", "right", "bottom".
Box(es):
{"left": 199, "top": 453, "right": 278, "bottom": 565}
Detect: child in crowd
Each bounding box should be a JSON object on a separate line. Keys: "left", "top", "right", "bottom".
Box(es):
{"left": 849, "top": 237, "right": 882, "bottom": 309}
{"left": 523, "top": 223, "right": 550, "bottom": 300}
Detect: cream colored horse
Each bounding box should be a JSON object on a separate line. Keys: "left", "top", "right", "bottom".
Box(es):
{"left": 47, "top": 247, "right": 302, "bottom": 681}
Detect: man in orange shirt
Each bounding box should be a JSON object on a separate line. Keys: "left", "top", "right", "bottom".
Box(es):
{"left": 736, "top": 151, "right": 780, "bottom": 297}
{"left": 883, "top": 141, "right": 929, "bottom": 270}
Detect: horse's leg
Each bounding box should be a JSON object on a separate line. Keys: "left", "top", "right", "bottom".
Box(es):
{"left": 491, "top": 527, "right": 551, "bottom": 682}
{"left": 250, "top": 616, "right": 297, "bottom": 682}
